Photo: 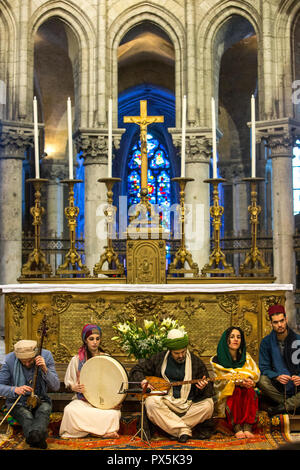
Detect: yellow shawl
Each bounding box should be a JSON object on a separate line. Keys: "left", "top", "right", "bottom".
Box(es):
{"left": 210, "top": 352, "right": 260, "bottom": 417}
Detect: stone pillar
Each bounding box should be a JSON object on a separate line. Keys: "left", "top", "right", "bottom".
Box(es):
{"left": 257, "top": 118, "right": 300, "bottom": 326}
{"left": 185, "top": 0, "right": 196, "bottom": 125}
{"left": 0, "top": 121, "right": 33, "bottom": 283}
{"left": 219, "top": 161, "right": 248, "bottom": 273}
{"left": 169, "top": 128, "right": 211, "bottom": 272}
{"left": 42, "top": 158, "right": 67, "bottom": 272}
{"left": 75, "top": 129, "right": 123, "bottom": 274}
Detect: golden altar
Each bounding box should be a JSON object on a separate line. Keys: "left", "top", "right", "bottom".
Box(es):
{"left": 1, "top": 282, "right": 292, "bottom": 364}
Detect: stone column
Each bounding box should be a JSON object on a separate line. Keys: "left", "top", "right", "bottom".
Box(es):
{"left": 257, "top": 118, "right": 300, "bottom": 326}
{"left": 219, "top": 161, "right": 248, "bottom": 273}
{"left": 185, "top": 0, "right": 196, "bottom": 125}
{"left": 42, "top": 158, "right": 67, "bottom": 272}
{"left": 75, "top": 129, "right": 123, "bottom": 274}
{"left": 169, "top": 128, "right": 211, "bottom": 272}
{"left": 0, "top": 121, "right": 33, "bottom": 284}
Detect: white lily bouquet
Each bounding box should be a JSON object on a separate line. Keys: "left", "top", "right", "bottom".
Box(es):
{"left": 112, "top": 315, "right": 186, "bottom": 359}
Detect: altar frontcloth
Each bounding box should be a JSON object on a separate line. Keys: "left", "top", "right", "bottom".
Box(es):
{"left": 0, "top": 282, "right": 294, "bottom": 294}
{"left": 1, "top": 282, "right": 293, "bottom": 363}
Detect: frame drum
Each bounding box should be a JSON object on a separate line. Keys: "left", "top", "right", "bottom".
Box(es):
{"left": 80, "top": 355, "right": 128, "bottom": 409}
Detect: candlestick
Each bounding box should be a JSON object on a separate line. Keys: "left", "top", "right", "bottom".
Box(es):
{"left": 251, "top": 94, "right": 256, "bottom": 178}
{"left": 67, "top": 97, "right": 74, "bottom": 180}
{"left": 239, "top": 177, "right": 270, "bottom": 275}
{"left": 211, "top": 97, "right": 217, "bottom": 179}
{"left": 201, "top": 178, "right": 234, "bottom": 275}
{"left": 33, "top": 97, "right": 40, "bottom": 179}
{"left": 21, "top": 178, "right": 52, "bottom": 277}
{"left": 181, "top": 95, "right": 186, "bottom": 177}
{"left": 167, "top": 177, "right": 199, "bottom": 277}
{"left": 56, "top": 179, "right": 90, "bottom": 276}
{"left": 108, "top": 98, "right": 112, "bottom": 178}
{"left": 93, "top": 177, "right": 125, "bottom": 276}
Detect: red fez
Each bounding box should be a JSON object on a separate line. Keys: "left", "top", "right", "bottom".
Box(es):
{"left": 268, "top": 304, "right": 285, "bottom": 317}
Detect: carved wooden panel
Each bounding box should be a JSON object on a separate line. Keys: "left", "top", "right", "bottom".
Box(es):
{"left": 4, "top": 290, "right": 286, "bottom": 364}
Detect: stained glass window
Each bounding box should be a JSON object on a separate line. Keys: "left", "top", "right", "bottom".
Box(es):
{"left": 127, "top": 133, "right": 171, "bottom": 228}
{"left": 293, "top": 141, "right": 300, "bottom": 214}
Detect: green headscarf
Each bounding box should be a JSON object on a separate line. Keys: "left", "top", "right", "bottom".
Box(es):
{"left": 216, "top": 326, "right": 246, "bottom": 369}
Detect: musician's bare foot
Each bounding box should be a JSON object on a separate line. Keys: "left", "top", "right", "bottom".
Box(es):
{"left": 102, "top": 432, "right": 119, "bottom": 439}
{"left": 235, "top": 430, "right": 245, "bottom": 439}
{"left": 243, "top": 430, "right": 254, "bottom": 438}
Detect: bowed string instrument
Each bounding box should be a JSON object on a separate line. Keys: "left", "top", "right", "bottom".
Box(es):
{"left": 26, "top": 314, "right": 49, "bottom": 411}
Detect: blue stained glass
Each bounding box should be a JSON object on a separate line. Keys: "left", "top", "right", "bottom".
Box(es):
{"left": 127, "top": 134, "right": 171, "bottom": 225}
{"left": 150, "top": 149, "right": 170, "bottom": 169}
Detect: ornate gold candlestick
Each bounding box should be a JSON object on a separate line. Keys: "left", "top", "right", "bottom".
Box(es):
{"left": 167, "top": 177, "right": 199, "bottom": 277}
{"left": 21, "top": 178, "right": 52, "bottom": 277}
{"left": 93, "top": 177, "right": 125, "bottom": 276}
{"left": 56, "top": 179, "right": 90, "bottom": 276}
{"left": 201, "top": 178, "right": 234, "bottom": 275}
{"left": 239, "top": 177, "right": 270, "bottom": 275}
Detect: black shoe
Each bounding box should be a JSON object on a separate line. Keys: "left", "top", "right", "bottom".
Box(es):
{"left": 178, "top": 434, "right": 190, "bottom": 443}
{"left": 267, "top": 404, "right": 287, "bottom": 417}
{"left": 26, "top": 430, "right": 41, "bottom": 446}
{"left": 26, "top": 430, "right": 48, "bottom": 449}
{"left": 36, "top": 438, "right": 48, "bottom": 450}
{"left": 194, "top": 430, "right": 212, "bottom": 440}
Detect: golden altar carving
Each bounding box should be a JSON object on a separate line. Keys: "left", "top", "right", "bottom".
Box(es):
{"left": 126, "top": 240, "right": 166, "bottom": 284}
{"left": 4, "top": 284, "right": 289, "bottom": 364}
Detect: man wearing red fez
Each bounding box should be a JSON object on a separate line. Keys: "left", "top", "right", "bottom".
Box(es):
{"left": 258, "top": 304, "right": 300, "bottom": 416}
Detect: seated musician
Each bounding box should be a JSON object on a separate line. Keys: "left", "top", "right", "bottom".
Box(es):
{"left": 129, "top": 328, "right": 214, "bottom": 443}
{"left": 0, "top": 339, "right": 60, "bottom": 449}
{"left": 210, "top": 326, "right": 260, "bottom": 439}
{"left": 59, "top": 323, "right": 121, "bottom": 439}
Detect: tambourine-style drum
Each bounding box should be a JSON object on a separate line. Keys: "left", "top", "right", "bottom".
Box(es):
{"left": 80, "top": 355, "right": 128, "bottom": 410}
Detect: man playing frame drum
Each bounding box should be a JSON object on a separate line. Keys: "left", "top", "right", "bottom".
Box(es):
{"left": 59, "top": 323, "right": 126, "bottom": 439}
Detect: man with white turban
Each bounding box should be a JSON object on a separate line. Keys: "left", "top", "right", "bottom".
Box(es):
{"left": 129, "top": 329, "right": 214, "bottom": 442}
{"left": 0, "top": 339, "right": 60, "bottom": 449}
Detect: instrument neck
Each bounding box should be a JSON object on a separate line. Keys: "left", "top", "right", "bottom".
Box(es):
{"left": 31, "top": 334, "right": 45, "bottom": 395}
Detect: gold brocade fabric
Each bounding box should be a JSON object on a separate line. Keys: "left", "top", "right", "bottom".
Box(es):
{"left": 210, "top": 352, "right": 261, "bottom": 417}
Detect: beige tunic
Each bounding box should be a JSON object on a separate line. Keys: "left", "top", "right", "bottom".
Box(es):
{"left": 59, "top": 355, "right": 121, "bottom": 438}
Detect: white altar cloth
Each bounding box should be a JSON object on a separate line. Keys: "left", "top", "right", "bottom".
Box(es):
{"left": 0, "top": 283, "right": 294, "bottom": 294}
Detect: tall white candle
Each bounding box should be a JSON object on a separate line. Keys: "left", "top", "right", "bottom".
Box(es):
{"left": 211, "top": 97, "right": 217, "bottom": 178}
{"left": 251, "top": 94, "right": 256, "bottom": 178}
{"left": 67, "top": 97, "right": 73, "bottom": 179}
{"left": 181, "top": 95, "right": 186, "bottom": 177}
{"left": 33, "top": 97, "right": 40, "bottom": 179}
{"left": 108, "top": 98, "right": 112, "bottom": 178}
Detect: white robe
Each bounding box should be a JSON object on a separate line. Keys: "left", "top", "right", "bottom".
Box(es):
{"left": 59, "top": 355, "right": 121, "bottom": 438}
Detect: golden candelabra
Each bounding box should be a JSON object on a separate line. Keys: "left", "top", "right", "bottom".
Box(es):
{"left": 21, "top": 178, "right": 52, "bottom": 277}
{"left": 93, "top": 177, "right": 125, "bottom": 276}
{"left": 167, "top": 177, "right": 199, "bottom": 277}
{"left": 239, "top": 177, "right": 270, "bottom": 275}
{"left": 56, "top": 179, "right": 90, "bottom": 276}
{"left": 201, "top": 178, "right": 234, "bottom": 275}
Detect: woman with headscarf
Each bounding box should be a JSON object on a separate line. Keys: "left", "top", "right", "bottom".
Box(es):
{"left": 59, "top": 324, "right": 121, "bottom": 439}
{"left": 210, "top": 326, "right": 260, "bottom": 439}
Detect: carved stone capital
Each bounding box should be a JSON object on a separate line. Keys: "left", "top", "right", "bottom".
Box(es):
{"left": 41, "top": 158, "right": 68, "bottom": 182}
{"left": 0, "top": 120, "right": 37, "bottom": 159}
{"left": 254, "top": 118, "right": 300, "bottom": 157}
{"left": 168, "top": 127, "right": 216, "bottom": 164}
{"left": 219, "top": 160, "right": 246, "bottom": 181}
{"left": 74, "top": 128, "right": 125, "bottom": 165}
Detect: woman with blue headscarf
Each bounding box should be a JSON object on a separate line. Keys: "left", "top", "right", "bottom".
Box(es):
{"left": 59, "top": 324, "right": 121, "bottom": 439}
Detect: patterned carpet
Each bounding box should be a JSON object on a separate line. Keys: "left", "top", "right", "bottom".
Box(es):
{"left": 0, "top": 411, "right": 292, "bottom": 451}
